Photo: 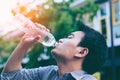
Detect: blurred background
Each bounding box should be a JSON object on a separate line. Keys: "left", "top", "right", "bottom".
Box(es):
{"left": 0, "top": 0, "right": 120, "bottom": 80}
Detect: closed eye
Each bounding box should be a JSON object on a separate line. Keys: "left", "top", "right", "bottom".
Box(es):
{"left": 68, "top": 36, "right": 72, "bottom": 39}
{"left": 67, "top": 34, "right": 74, "bottom": 39}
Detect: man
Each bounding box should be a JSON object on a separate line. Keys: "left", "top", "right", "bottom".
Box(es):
{"left": 1, "top": 24, "right": 108, "bottom": 80}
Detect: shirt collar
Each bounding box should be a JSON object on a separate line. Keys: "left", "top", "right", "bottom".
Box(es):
{"left": 70, "top": 70, "right": 87, "bottom": 80}
{"left": 53, "top": 66, "right": 86, "bottom": 79}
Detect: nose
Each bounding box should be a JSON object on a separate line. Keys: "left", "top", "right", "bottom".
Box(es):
{"left": 58, "top": 38, "right": 64, "bottom": 43}
{"left": 59, "top": 37, "right": 67, "bottom": 43}
{"left": 53, "top": 42, "right": 58, "bottom": 48}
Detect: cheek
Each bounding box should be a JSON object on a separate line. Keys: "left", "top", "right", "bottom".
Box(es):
{"left": 60, "top": 42, "right": 77, "bottom": 56}
{"left": 51, "top": 41, "right": 77, "bottom": 55}
{"left": 60, "top": 41, "right": 76, "bottom": 51}
{"left": 51, "top": 45, "right": 68, "bottom": 58}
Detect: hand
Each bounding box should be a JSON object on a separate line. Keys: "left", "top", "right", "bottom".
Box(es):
{"left": 23, "top": 23, "right": 50, "bottom": 42}
{"left": 34, "top": 23, "right": 50, "bottom": 32}
{"left": 11, "top": 14, "right": 50, "bottom": 39}
{"left": 20, "top": 33, "right": 41, "bottom": 48}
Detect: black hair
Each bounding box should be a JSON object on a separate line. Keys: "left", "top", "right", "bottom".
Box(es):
{"left": 77, "top": 24, "right": 108, "bottom": 74}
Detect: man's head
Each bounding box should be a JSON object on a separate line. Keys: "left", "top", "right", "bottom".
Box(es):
{"left": 51, "top": 31, "right": 88, "bottom": 62}
{"left": 52, "top": 24, "right": 108, "bottom": 74}
{"left": 77, "top": 24, "right": 108, "bottom": 74}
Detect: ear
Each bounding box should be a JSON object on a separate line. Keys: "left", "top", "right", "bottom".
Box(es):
{"left": 74, "top": 47, "right": 89, "bottom": 58}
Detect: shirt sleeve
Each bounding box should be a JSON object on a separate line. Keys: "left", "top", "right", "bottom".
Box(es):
{"left": 1, "top": 66, "right": 53, "bottom": 80}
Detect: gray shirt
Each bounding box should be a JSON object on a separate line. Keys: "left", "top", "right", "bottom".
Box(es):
{"left": 1, "top": 65, "right": 97, "bottom": 80}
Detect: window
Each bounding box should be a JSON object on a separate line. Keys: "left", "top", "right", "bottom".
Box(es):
{"left": 112, "top": 1, "right": 120, "bottom": 24}
{"left": 100, "top": 6, "right": 106, "bottom": 16}
{"left": 114, "top": 25, "right": 120, "bottom": 38}
{"left": 101, "top": 19, "right": 107, "bottom": 39}
{"left": 114, "top": 2, "right": 120, "bottom": 22}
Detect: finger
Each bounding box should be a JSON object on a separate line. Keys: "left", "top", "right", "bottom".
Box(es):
{"left": 24, "top": 33, "right": 30, "bottom": 37}
{"left": 34, "top": 23, "right": 43, "bottom": 29}
{"left": 24, "top": 28, "right": 36, "bottom": 36}
{"left": 34, "top": 35, "right": 41, "bottom": 42}
{"left": 10, "top": 29, "right": 25, "bottom": 38}
{"left": 35, "top": 23, "right": 50, "bottom": 32}
{"left": 23, "top": 32, "right": 33, "bottom": 39}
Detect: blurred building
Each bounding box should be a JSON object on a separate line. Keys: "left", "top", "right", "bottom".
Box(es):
{"left": 71, "top": 0, "right": 120, "bottom": 80}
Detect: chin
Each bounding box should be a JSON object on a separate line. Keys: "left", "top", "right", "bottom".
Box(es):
{"left": 51, "top": 49, "right": 58, "bottom": 58}
{"left": 51, "top": 48, "right": 60, "bottom": 56}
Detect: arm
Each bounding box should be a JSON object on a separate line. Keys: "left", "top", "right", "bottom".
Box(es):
{"left": 2, "top": 22, "right": 49, "bottom": 74}
{"left": 2, "top": 34, "right": 40, "bottom": 73}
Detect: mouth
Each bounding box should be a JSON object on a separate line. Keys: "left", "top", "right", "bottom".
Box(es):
{"left": 53, "top": 42, "right": 59, "bottom": 48}
{"left": 53, "top": 40, "right": 63, "bottom": 48}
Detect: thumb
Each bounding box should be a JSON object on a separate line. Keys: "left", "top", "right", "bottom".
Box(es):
{"left": 34, "top": 35, "right": 41, "bottom": 42}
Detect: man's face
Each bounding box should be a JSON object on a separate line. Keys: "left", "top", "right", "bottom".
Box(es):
{"left": 51, "top": 31, "right": 85, "bottom": 60}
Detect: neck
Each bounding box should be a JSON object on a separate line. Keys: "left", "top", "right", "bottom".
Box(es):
{"left": 57, "top": 60, "right": 82, "bottom": 76}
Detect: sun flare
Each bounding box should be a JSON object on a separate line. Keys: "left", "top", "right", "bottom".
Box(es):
{"left": 0, "top": 0, "right": 48, "bottom": 37}
{"left": 0, "top": 0, "right": 18, "bottom": 36}
{"left": 0, "top": 0, "right": 17, "bottom": 25}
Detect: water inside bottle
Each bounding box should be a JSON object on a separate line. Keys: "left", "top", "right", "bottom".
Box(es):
{"left": 40, "top": 32, "right": 56, "bottom": 47}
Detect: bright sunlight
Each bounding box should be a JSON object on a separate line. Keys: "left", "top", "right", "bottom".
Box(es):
{"left": 0, "top": 0, "right": 17, "bottom": 25}
{"left": 0, "top": 0, "right": 47, "bottom": 36}
{"left": 0, "top": 0, "right": 17, "bottom": 36}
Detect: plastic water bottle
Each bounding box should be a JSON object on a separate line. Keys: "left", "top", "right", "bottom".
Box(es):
{"left": 40, "top": 31, "right": 56, "bottom": 47}
{"left": 11, "top": 14, "right": 56, "bottom": 47}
